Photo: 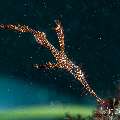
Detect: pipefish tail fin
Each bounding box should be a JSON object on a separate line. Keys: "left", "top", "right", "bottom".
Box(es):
{"left": 0, "top": 24, "right": 35, "bottom": 33}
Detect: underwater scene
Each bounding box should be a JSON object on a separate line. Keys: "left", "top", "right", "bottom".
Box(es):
{"left": 0, "top": 0, "right": 120, "bottom": 119}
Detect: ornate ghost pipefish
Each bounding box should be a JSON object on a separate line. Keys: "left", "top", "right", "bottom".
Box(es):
{"left": 0, "top": 20, "right": 103, "bottom": 104}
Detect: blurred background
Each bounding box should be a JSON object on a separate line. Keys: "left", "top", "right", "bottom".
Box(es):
{"left": 0, "top": 0, "right": 120, "bottom": 119}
